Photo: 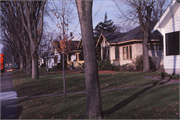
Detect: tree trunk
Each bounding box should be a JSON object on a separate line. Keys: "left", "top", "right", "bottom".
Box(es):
{"left": 143, "top": 31, "right": 150, "bottom": 72}
{"left": 23, "top": 55, "right": 26, "bottom": 73}
{"left": 26, "top": 55, "right": 32, "bottom": 76}
{"left": 20, "top": 55, "right": 23, "bottom": 71}
{"left": 62, "top": 52, "right": 66, "bottom": 101}
{"left": 138, "top": 4, "right": 151, "bottom": 73}
{"left": 11, "top": 56, "right": 14, "bottom": 66}
{"left": 76, "top": 1, "right": 102, "bottom": 119}
{"left": 31, "top": 52, "right": 39, "bottom": 79}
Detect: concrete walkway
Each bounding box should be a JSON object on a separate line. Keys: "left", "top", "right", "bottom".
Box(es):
{"left": 1, "top": 68, "right": 22, "bottom": 119}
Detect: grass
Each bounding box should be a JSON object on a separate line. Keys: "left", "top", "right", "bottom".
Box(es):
{"left": 17, "top": 84, "right": 179, "bottom": 119}
{"left": 12, "top": 70, "right": 163, "bottom": 97}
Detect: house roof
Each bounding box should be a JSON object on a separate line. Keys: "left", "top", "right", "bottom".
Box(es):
{"left": 53, "top": 40, "right": 81, "bottom": 53}
{"left": 96, "top": 21, "right": 162, "bottom": 46}
{"left": 101, "top": 32, "right": 126, "bottom": 43}
{"left": 152, "top": 0, "right": 180, "bottom": 32}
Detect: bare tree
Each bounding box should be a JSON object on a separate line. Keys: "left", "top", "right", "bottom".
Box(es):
{"left": 19, "top": 1, "right": 46, "bottom": 79}
{"left": 1, "top": 1, "right": 32, "bottom": 75}
{"left": 76, "top": 1, "right": 102, "bottom": 119}
{"left": 113, "top": 0, "right": 170, "bottom": 72}
{"left": 47, "top": 0, "right": 77, "bottom": 100}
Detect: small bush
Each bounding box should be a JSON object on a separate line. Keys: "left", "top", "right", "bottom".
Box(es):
{"left": 98, "top": 59, "right": 114, "bottom": 70}
{"left": 114, "top": 65, "right": 120, "bottom": 71}
{"left": 134, "top": 55, "right": 156, "bottom": 71}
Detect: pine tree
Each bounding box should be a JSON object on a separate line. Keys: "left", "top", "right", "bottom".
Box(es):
{"left": 94, "top": 12, "right": 117, "bottom": 39}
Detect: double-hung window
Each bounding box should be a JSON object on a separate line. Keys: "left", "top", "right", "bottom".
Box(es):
{"left": 123, "top": 45, "right": 132, "bottom": 60}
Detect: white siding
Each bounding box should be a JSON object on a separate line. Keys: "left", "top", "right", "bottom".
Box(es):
{"left": 162, "top": 6, "right": 180, "bottom": 73}
{"left": 164, "top": 6, "right": 180, "bottom": 33}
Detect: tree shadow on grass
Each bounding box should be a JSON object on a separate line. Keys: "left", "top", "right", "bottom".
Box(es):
{"left": 103, "top": 77, "right": 172, "bottom": 116}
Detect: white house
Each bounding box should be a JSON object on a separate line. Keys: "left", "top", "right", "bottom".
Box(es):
{"left": 152, "top": 0, "right": 180, "bottom": 74}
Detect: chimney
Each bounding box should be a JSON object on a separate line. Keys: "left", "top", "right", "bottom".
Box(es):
{"left": 70, "top": 32, "right": 73, "bottom": 37}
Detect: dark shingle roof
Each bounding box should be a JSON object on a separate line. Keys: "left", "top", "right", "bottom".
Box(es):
{"left": 101, "top": 21, "right": 163, "bottom": 44}
{"left": 102, "top": 32, "right": 126, "bottom": 43}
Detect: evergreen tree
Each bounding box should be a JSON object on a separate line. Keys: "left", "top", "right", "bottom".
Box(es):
{"left": 94, "top": 12, "right": 117, "bottom": 39}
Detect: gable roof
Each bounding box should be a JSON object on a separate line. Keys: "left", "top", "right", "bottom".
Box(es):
{"left": 96, "top": 21, "right": 162, "bottom": 46}
{"left": 152, "top": 0, "right": 180, "bottom": 32}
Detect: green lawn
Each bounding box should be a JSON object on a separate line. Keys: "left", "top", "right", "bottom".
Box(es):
{"left": 17, "top": 84, "right": 179, "bottom": 119}
{"left": 12, "top": 70, "right": 163, "bottom": 97}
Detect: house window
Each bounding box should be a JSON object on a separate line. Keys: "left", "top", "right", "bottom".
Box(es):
{"left": 148, "top": 43, "right": 163, "bottom": 50}
{"left": 115, "top": 46, "right": 119, "bottom": 59}
{"left": 123, "top": 47, "right": 126, "bottom": 59}
{"left": 79, "top": 52, "right": 84, "bottom": 61}
{"left": 123, "top": 45, "right": 132, "bottom": 60}
{"left": 129, "top": 46, "right": 132, "bottom": 59}
{"left": 166, "top": 31, "right": 180, "bottom": 55}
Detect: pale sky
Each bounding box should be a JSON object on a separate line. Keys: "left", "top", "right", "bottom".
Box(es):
{"left": 44, "top": 0, "right": 172, "bottom": 40}
{"left": 44, "top": 0, "right": 122, "bottom": 40}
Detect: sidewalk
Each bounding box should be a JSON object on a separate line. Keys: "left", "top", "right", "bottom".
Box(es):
{"left": 1, "top": 68, "right": 22, "bottom": 119}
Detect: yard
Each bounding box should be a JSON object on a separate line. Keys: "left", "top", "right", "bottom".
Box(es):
{"left": 12, "top": 69, "right": 179, "bottom": 119}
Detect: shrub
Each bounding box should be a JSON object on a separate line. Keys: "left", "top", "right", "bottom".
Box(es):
{"left": 134, "top": 55, "right": 156, "bottom": 71}
{"left": 98, "top": 59, "right": 114, "bottom": 70}
{"left": 114, "top": 65, "right": 120, "bottom": 71}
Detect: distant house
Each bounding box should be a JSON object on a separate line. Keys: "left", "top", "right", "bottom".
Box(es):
{"left": 39, "top": 52, "right": 59, "bottom": 69}
{"left": 67, "top": 40, "right": 84, "bottom": 69}
{"left": 53, "top": 39, "right": 84, "bottom": 69}
{"left": 96, "top": 21, "right": 164, "bottom": 69}
{"left": 152, "top": 0, "right": 180, "bottom": 74}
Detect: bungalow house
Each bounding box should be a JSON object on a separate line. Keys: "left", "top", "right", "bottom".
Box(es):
{"left": 152, "top": 0, "right": 180, "bottom": 74}
{"left": 53, "top": 39, "right": 84, "bottom": 69}
{"left": 96, "top": 21, "right": 164, "bottom": 69}
{"left": 66, "top": 40, "right": 84, "bottom": 69}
